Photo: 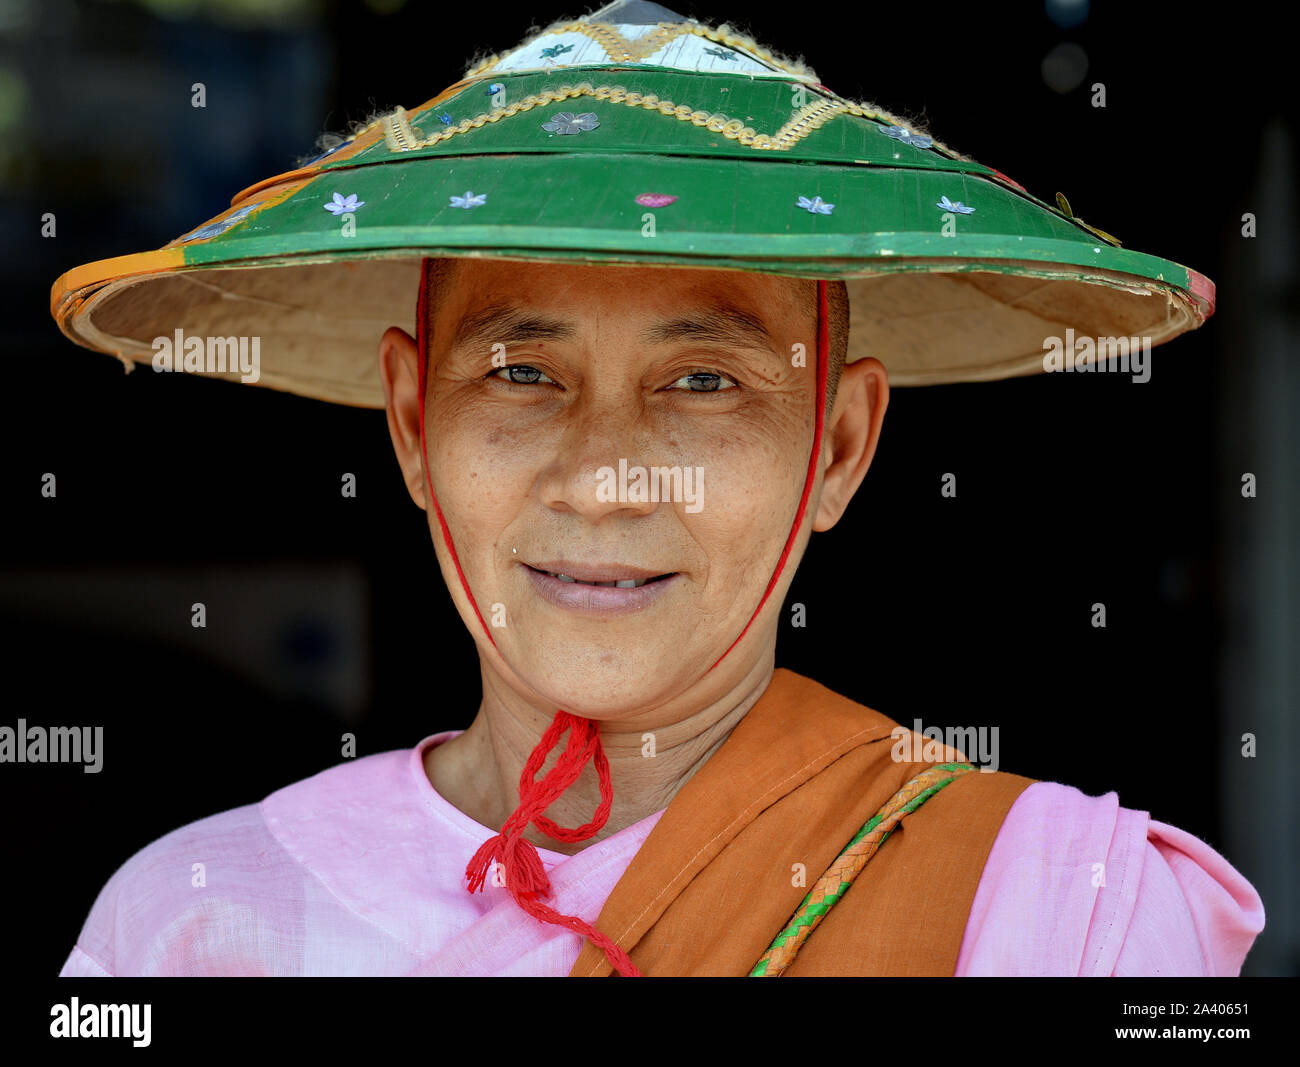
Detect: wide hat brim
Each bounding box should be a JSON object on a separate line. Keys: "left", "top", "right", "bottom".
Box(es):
{"left": 50, "top": 7, "right": 1214, "bottom": 407}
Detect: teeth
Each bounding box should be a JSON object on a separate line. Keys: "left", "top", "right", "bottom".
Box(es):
{"left": 545, "top": 571, "right": 650, "bottom": 588}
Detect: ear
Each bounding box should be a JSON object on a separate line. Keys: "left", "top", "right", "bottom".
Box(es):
{"left": 812, "top": 356, "right": 889, "bottom": 532}
{"left": 377, "top": 326, "right": 427, "bottom": 511}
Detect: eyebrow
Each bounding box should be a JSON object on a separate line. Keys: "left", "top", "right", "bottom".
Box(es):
{"left": 447, "top": 299, "right": 778, "bottom": 355}
{"left": 640, "top": 304, "right": 776, "bottom": 352}
{"left": 448, "top": 304, "right": 576, "bottom": 354}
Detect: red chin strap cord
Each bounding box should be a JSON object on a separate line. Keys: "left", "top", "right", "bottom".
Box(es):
{"left": 416, "top": 258, "right": 829, "bottom": 976}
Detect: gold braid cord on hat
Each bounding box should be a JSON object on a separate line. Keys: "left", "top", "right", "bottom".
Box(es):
{"left": 381, "top": 84, "right": 946, "bottom": 156}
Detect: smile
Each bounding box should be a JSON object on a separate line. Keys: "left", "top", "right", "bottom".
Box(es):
{"left": 521, "top": 562, "right": 680, "bottom": 617}
{"left": 529, "top": 567, "right": 673, "bottom": 589}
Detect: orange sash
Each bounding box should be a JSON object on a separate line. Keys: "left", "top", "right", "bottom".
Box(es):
{"left": 569, "top": 668, "right": 1036, "bottom": 976}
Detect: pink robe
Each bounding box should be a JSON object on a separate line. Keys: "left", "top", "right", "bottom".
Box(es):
{"left": 59, "top": 730, "right": 1264, "bottom": 977}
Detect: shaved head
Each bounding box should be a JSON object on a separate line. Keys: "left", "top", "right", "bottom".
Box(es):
{"left": 784, "top": 275, "right": 850, "bottom": 409}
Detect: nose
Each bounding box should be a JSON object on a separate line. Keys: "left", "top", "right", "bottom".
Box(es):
{"left": 534, "top": 391, "right": 661, "bottom": 520}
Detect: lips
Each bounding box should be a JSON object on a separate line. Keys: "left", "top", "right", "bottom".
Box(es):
{"left": 521, "top": 561, "right": 680, "bottom": 616}
{"left": 546, "top": 572, "right": 657, "bottom": 588}
{"left": 528, "top": 567, "right": 672, "bottom": 589}
{"left": 524, "top": 561, "right": 675, "bottom": 586}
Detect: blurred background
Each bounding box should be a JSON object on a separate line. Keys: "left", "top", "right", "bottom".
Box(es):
{"left": 0, "top": 0, "right": 1294, "bottom": 976}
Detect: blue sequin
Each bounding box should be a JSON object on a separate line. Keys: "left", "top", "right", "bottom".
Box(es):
{"left": 936, "top": 196, "right": 974, "bottom": 214}
{"left": 323, "top": 193, "right": 366, "bottom": 215}
{"left": 182, "top": 203, "right": 259, "bottom": 242}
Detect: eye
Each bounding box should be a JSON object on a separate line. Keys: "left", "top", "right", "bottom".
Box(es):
{"left": 490, "top": 364, "right": 556, "bottom": 386}
{"left": 670, "top": 371, "right": 736, "bottom": 393}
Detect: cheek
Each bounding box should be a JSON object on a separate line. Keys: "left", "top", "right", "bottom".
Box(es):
{"left": 665, "top": 397, "right": 813, "bottom": 563}
{"left": 423, "top": 384, "right": 814, "bottom": 564}
{"left": 422, "top": 392, "right": 551, "bottom": 550}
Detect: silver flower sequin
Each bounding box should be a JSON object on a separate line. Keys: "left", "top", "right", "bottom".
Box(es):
{"left": 880, "top": 124, "right": 933, "bottom": 149}
{"left": 796, "top": 195, "right": 835, "bottom": 215}
{"left": 541, "top": 112, "right": 600, "bottom": 135}
{"left": 449, "top": 191, "right": 488, "bottom": 209}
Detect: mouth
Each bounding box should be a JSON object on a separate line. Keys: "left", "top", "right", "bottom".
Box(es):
{"left": 521, "top": 560, "right": 681, "bottom": 616}
{"left": 523, "top": 565, "right": 675, "bottom": 589}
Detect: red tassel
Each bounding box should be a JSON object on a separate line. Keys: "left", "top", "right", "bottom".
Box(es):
{"left": 462, "top": 710, "right": 642, "bottom": 977}
{"left": 418, "top": 258, "right": 830, "bottom": 979}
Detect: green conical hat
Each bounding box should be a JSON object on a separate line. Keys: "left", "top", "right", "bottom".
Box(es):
{"left": 50, "top": 0, "right": 1214, "bottom": 406}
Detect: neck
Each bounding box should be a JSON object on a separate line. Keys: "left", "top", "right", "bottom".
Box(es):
{"left": 424, "top": 651, "right": 777, "bottom": 856}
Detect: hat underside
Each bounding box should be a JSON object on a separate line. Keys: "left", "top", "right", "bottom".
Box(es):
{"left": 63, "top": 249, "right": 1200, "bottom": 406}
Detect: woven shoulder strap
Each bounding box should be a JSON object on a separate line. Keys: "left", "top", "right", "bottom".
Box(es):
{"left": 749, "top": 761, "right": 973, "bottom": 976}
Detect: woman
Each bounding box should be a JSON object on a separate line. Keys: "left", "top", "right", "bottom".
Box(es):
{"left": 50, "top": 1, "right": 1262, "bottom": 976}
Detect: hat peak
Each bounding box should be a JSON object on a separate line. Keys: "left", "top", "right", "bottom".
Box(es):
{"left": 582, "top": 0, "right": 692, "bottom": 25}
{"left": 469, "top": 7, "right": 816, "bottom": 80}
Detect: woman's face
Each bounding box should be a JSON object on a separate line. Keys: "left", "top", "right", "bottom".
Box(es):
{"left": 386, "top": 259, "right": 859, "bottom": 720}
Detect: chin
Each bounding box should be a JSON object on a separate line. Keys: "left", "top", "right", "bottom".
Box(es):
{"left": 507, "top": 646, "right": 691, "bottom": 720}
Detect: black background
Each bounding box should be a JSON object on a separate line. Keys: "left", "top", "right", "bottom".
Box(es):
{"left": 1, "top": 0, "right": 1294, "bottom": 977}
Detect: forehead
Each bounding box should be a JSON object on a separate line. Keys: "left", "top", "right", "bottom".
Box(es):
{"left": 430, "top": 258, "right": 814, "bottom": 334}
